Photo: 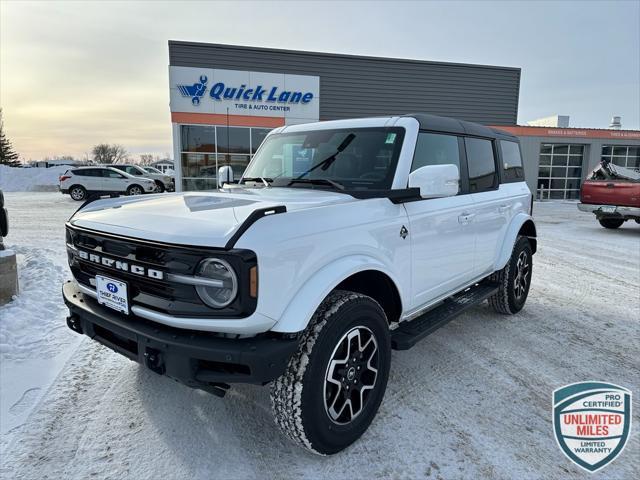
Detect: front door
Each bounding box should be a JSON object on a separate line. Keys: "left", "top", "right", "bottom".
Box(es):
{"left": 404, "top": 132, "right": 476, "bottom": 311}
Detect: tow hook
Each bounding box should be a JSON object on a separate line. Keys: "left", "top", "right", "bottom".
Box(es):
{"left": 144, "top": 348, "right": 166, "bottom": 375}
{"left": 66, "top": 314, "right": 83, "bottom": 334}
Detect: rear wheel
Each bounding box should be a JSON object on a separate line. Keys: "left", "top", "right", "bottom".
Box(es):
{"left": 488, "top": 236, "right": 532, "bottom": 315}
{"left": 154, "top": 181, "right": 165, "bottom": 193}
{"left": 599, "top": 218, "right": 624, "bottom": 229}
{"left": 271, "top": 290, "right": 391, "bottom": 455}
{"left": 69, "top": 185, "right": 86, "bottom": 201}
{"left": 126, "top": 185, "right": 143, "bottom": 196}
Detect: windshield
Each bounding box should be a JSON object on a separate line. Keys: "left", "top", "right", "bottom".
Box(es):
{"left": 144, "top": 167, "right": 162, "bottom": 174}
{"left": 242, "top": 127, "right": 405, "bottom": 190}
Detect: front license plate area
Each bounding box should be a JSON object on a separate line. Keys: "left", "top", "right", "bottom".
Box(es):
{"left": 95, "top": 275, "right": 129, "bottom": 314}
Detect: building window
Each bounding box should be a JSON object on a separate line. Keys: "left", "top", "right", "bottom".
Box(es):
{"left": 537, "top": 143, "right": 584, "bottom": 200}
{"left": 180, "top": 125, "right": 272, "bottom": 190}
{"left": 601, "top": 145, "right": 640, "bottom": 170}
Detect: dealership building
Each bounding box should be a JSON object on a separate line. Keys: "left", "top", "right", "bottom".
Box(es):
{"left": 168, "top": 41, "right": 639, "bottom": 197}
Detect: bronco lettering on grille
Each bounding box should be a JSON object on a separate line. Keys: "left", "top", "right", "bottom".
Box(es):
{"left": 77, "top": 249, "right": 164, "bottom": 280}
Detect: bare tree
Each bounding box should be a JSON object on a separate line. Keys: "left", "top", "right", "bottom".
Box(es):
{"left": 139, "top": 154, "right": 154, "bottom": 165}
{"left": 91, "top": 144, "right": 128, "bottom": 164}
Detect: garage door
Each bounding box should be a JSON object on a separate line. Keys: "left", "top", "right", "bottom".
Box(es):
{"left": 537, "top": 144, "right": 584, "bottom": 200}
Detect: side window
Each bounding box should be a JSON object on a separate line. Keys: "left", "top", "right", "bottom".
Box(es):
{"left": 71, "top": 169, "right": 85, "bottom": 176}
{"left": 103, "top": 169, "right": 124, "bottom": 179}
{"left": 500, "top": 140, "right": 524, "bottom": 182}
{"left": 126, "top": 166, "right": 140, "bottom": 175}
{"left": 465, "top": 137, "right": 498, "bottom": 192}
{"left": 411, "top": 132, "right": 461, "bottom": 194}
{"left": 412, "top": 132, "right": 461, "bottom": 172}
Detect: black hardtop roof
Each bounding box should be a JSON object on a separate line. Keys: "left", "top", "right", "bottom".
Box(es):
{"left": 404, "top": 113, "right": 518, "bottom": 141}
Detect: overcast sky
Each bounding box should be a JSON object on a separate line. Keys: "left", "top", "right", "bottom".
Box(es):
{"left": 1, "top": 0, "right": 638, "bottom": 161}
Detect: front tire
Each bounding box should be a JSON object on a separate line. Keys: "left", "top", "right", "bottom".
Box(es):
{"left": 271, "top": 290, "right": 391, "bottom": 455}
{"left": 599, "top": 218, "right": 624, "bottom": 229}
{"left": 488, "top": 236, "right": 532, "bottom": 314}
{"left": 154, "top": 181, "right": 165, "bottom": 193}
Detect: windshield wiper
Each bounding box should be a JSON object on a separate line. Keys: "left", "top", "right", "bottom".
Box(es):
{"left": 286, "top": 178, "right": 345, "bottom": 190}
{"left": 242, "top": 177, "right": 272, "bottom": 187}
{"left": 295, "top": 133, "right": 356, "bottom": 179}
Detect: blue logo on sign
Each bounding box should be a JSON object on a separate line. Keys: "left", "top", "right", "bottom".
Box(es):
{"left": 106, "top": 283, "right": 118, "bottom": 293}
{"left": 177, "top": 75, "right": 208, "bottom": 106}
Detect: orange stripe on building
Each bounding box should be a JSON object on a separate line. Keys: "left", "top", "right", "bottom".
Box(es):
{"left": 171, "top": 112, "right": 286, "bottom": 128}
{"left": 491, "top": 125, "right": 640, "bottom": 140}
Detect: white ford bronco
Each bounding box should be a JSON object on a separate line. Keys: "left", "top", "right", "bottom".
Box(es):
{"left": 63, "top": 114, "right": 536, "bottom": 454}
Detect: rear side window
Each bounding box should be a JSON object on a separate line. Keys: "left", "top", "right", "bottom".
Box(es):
{"left": 74, "top": 169, "right": 100, "bottom": 177}
{"left": 465, "top": 137, "right": 498, "bottom": 192}
{"left": 500, "top": 140, "right": 524, "bottom": 182}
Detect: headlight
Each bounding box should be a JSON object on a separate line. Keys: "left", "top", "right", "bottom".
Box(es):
{"left": 195, "top": 258, "right": 238, "bottom": 308}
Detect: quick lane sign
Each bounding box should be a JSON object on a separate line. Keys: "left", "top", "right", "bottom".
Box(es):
{"left": 169, "top": 66, "right": 320, "bottom": 123}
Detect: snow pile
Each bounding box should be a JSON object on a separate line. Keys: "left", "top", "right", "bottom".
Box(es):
{"left": 0, "top": 193, "right": 80, "bottom": 452}
{"left": 0, "top": 165, "right": 70, "bottom": 192}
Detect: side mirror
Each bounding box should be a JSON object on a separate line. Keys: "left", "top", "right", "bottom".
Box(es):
{"left": 408, "top": 164, "right": 459, "bottom": 199}
{"left": 218, "top": 166, "right": 234, "bottom": 188}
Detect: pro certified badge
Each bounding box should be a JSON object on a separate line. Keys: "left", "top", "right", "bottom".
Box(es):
{"left": 553, "top": 382, "right": 632, "bottom": 472}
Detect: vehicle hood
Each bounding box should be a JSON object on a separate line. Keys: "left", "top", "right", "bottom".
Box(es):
{"left": 68, "top": 187, "right": 356, "bottom": 247}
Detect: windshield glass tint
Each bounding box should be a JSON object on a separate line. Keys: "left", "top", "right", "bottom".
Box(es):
{"left": 242, "top": 127, "right": 405, "bottom": 190}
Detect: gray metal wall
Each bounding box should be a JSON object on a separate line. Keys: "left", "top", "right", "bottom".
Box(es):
{"left": 169, "top": 41, "right": 520, "bottom": 126}
{"left": 518, "top": 136, "right": 640, "bottom": 196}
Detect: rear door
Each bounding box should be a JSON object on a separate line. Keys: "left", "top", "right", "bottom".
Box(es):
{"left": 404, "top": 132, "right": 476, "bottom": 309}
{"left": 101, "top": 168, "right": 128, "bottom": 193}
{"left": 81, "top": 168, "right": 105, "bottom": 191}
{"left": 465, "top": 137, "right": 511, "bottom": 277}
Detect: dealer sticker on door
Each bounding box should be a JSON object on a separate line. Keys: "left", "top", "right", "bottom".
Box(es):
{"left": 553, "top": 381, "right": 632, "bottom": 472}
{"left": 95, "top": 275, "right": 129, "bottom": 314}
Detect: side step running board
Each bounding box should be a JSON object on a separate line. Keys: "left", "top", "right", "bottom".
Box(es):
{"left": 391, "top": 281, "right": 500, "bottom": 350}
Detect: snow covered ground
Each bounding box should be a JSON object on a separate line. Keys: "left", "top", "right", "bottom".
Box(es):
{"left": 0, "top": 192, "right": 638, "bottom": 479}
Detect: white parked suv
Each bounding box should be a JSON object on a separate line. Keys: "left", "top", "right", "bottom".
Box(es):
{"left": 62, "top": 114, "right": 536, "bottom": 454}
{"left": 107, "top": 164, "right": 174, "bottom": 192}
{"left": 59, "top": 166, "right": 156, "bottom": 201}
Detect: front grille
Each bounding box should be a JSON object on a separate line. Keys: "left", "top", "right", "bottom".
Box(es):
{"left": 66, "top": 225, "right": 257, "bottom": 318}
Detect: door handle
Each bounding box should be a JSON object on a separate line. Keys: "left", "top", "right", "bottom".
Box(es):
{"left": 458, "top": 212, "right": 475, "bottom": 224}
{"left": 498, "top": 204, "right": 510, "bottom": 213}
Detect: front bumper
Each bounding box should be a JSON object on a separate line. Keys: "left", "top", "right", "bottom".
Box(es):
{"left": 63, "top": 281, "right": 299, "bottom": 392}
{"left": 578, "top": 203, "right": 640, "bottom": 218}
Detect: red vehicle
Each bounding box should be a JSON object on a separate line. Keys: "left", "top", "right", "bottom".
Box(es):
{"left": 578, "top": 159, "right": 640, "bottom": 229}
